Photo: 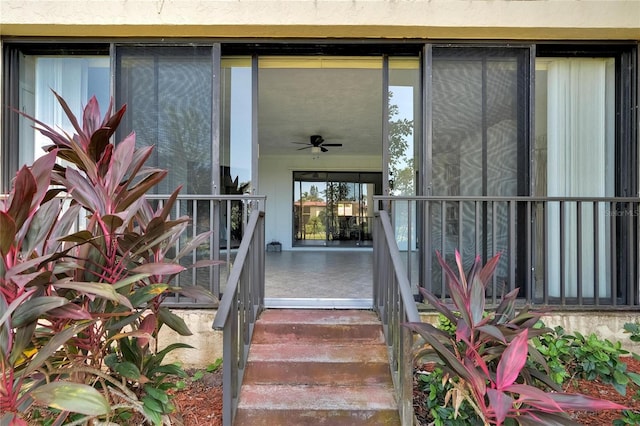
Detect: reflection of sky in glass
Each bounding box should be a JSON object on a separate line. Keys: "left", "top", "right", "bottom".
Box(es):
{"left": 390, "top": 86, "right": 413, "bottom": 121}
{"left": 230, "top": 67, "right": 252, "bottom": 186}
{"left": 390, "top": 85, "right": 414, "bottom": 161}
{"left": 295, "top": 181, "right": 327, "bottom": 202}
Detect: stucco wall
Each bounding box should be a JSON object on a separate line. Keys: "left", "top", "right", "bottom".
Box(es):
{"left": 158, "top": 310, "right": 223, "bottom": 369}
{"left": 419, "top": 310, "right": 640, "bottom": 356}
{"left": 164, "top": 309, "right": 640, "bottom": 369}
{"left": 1, "top": 1, "right": 639, "bottom": 40}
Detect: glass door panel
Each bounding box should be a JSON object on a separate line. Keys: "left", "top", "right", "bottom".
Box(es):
{"left": 293, "top": 171, "right": 381, "bottom": 247}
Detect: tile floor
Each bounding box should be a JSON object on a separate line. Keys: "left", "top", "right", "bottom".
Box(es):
{"left": 261, "top": 248, "right": 420, "bottom": 308}
{"left": 265, "top": 249, "right": 374, "bottom": 300}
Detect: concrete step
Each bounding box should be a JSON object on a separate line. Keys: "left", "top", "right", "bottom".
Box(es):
{"left": 251, "top": 309, "right": 385, "bottom": 343}
{"left": 235, "top": 309, "right": 400, "bottom": 425}
{"left": 243, "top": 342, "right": 392, "bottom": 385}
{"left": 235, "top": 384, "right": 400, "bottom": 425}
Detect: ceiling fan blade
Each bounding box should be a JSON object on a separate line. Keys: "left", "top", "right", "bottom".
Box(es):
{"left": 292, "top": 142, "right": 310, "bottom": 145}
{"left": 321, "top": 143, "right": 342, "bottom": 147}
{"left": 321, "top": 146, "right": 328, "bottom": 153}
{"left": 297, "top": 146, "right": 312, "bottom": 150}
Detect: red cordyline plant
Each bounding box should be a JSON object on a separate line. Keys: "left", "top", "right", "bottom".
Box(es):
{"left": 405, "top": 250, "right": 626, "bottom": 426}
{"left": 0, "top": 150, "right": 104, "bottom": 426}
{"left": 1, "top": 92, "right": 218, "bottom": 425}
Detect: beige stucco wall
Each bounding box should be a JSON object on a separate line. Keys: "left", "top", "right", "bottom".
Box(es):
{"left": 158, "top": 310, "right": 223, "bottom": 369}
{"left": 419, "top": 310, "right": 640, "bottom": 356}
{"left": 1, "top": 0, "right": 639, "bottom": 40}
{"left": 167, "top": 309, "right": 640, "bottom": 369}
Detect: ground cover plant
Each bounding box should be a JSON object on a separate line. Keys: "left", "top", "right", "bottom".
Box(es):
{"left": 1, "top": 92, "right": 217, "bottom": 425}
{"left": 405, "top": 250, "right": 627, "bottom": 425}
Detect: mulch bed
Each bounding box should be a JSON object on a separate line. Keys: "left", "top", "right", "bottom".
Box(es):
{"left": 171, "top": 357, "right": 640, "bottom": 425}
{"left": 412, "top": 357, "right": 640, "bottom": 426}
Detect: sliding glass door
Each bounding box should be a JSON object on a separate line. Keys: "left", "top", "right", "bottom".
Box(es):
{"left": 293, "top": 172, "right": 382, "bottom": 247}
{"left": 427, "top": 47, "right": 529, "bottom": 294}
{"left": 535, "top": 57, "right": 615, "bottom": 300}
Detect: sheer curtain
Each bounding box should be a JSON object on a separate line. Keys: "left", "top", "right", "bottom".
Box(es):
{"left": 32, "top": 57, "right": 110, "bottom": 164}
{"left": 545, "top": 58, "right": 615, "bottom": 298}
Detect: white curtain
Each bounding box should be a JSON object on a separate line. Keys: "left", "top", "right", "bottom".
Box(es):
{"left": 32, "top": 57, "right": 109, "bottom": 163}
{"left": 546, "top": 58, "right": 614, "bottom": 298}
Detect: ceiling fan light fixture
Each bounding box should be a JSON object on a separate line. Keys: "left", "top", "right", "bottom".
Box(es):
{"left": 311, "top": 146, "right": 321, "bottom": 154}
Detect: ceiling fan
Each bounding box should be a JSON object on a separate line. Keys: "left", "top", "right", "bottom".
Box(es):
{"left": 293, "top": 135, "right": 342, "bottom": 153}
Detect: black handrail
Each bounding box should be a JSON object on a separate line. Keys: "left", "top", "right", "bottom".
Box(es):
{"left": 212, "top": 209, "right": 265, "bottom": 426}
{"left": 373, "top": 210, "right": 420, "bottom": 425}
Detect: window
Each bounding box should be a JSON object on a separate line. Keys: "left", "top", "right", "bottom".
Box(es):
{"left": 2, "top": 45, "right": 110, "bottom": 190}
{"left": 534, "top": 45, "right": 637, "bottom": 304}
{"left": 116, "top": 46, "right": 214, "bottom": 195}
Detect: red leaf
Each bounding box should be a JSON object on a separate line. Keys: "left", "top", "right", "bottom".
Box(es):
{"left": 506, "top": 383, "right": 563, "bottom": 412}
{"left": 52, "top": 90, "right": 87, "bottom": 146}
{"left": 8, "top": 166, "right": 37, "bottom": 231}
{"left": 0, "top": 211, "right": 16, "bottom": 257}
{"left": 131, "top": 263, "right": 186, "bottom": 275}
{"left": 487, "top": 388, "right": 513, "bottom": 425}
{"left": 496, "top": 329, "right": 528, "bottom": 390}
{"left": 137, "top": 313, "right": 157, "bottom": 347}
{"left": 48, "top": 304, "right": 93, "bottom": 320}
{"left": 547, "top": 392, "right": 627, "bottom": 411}
{"left": 479, "top": 252, "right": 501, "bottom": 285}
{"left": 82, "top": 96, "right": 103, "bottom": 136}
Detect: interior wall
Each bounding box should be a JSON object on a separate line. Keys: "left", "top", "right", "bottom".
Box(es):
{"left": 259, "top": 153, "right": 381, "bottom": 249}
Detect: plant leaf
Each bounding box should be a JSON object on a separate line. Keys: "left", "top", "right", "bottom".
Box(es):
{"left": 53, "top": 282, "right": 133, "bottom": 309}
{"left": 172, "top": 285, "right": 218, "bottom": 303}
{"left": 105, "top": 133, "right": 135, "bottom": 196}
{"left": 469, "top": 275, "right": 486, "bottom": 326}
{"left": 546, "top": 392, "right": 627, "bottom": 411}
{"left": 64, "top": 168, "right": 105, "bottom": 213}
{"left": 22, "top": 322, "right": 93, "bottom": 376}
{"left": 12, "top": 296, "right": 70, "bottom": 328}
{"left": 174, "top": 231, "right": 214, "bottom": 261}
{"left": 129, "top": 284, "right": 169, "bottom": 308}
{"left": 487, "top": 388, "right": 513, "bottom": 425}
{"left": 114, "top": 361, "right": 142, "bottom": 380}
{"left": 131, "top": 263, "right": 186, "bottom": 276}
{"left": 30, "top": 381, "right": 110, "bottom": 416}
{"left": 496, "top": 329, "right": 529, "bottom": 390}
{"left": 158, "top": 307, "right": 192, "bottom": 336}
{"left": 0, "top": 211, "right": 16, "bottom": 256}
{"left": 0, "top": 289, "right": 36, "bottom": 329}
{"left": 137, "top": 313, "right": 157, "bottom": 348}
{"left": 47, "top": 304, "right": 94, "bottom": 321}
{"left": 8, "top": 166, "right": 37, "bottom": 232}
{"left": 477, "top": 324, "right": 507, "bottom": 344}
{"left": 479, "top": 252, "right": 501, "bottom": 286}
{"left": 516, "top": 412, "right": 581, "bottom": 426}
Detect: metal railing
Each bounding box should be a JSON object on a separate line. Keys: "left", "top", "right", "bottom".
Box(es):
{"left": 145, "top": 194, "right": 266, "bottom": 305}
{"left": 377, "top": 195, "right": 640, "bottom": 308}
{"left": 212, "top": 209, "right": 265, "bottom": 426}
{"left": 373, "top": 210, "right": 421, "bottom": 425}
{"left": 0, "top": 192, "right": 265, "bottom": 306}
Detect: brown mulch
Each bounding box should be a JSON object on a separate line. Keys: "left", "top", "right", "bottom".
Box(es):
{"left": 170, "top": 368, "right": 223, "bottom": 426}
{"left": 412, "top": 357, "right": 640, "bottom": 426}
{"left": 564, "top": 356, "right": 640, "bottom": 425}
{"left": 171, "top": 358, "right": 640, "bottom": 426}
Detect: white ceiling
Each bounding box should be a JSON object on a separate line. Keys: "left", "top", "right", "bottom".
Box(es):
{"left": 257, "top": 67, "right": 383, "bottom": 157}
